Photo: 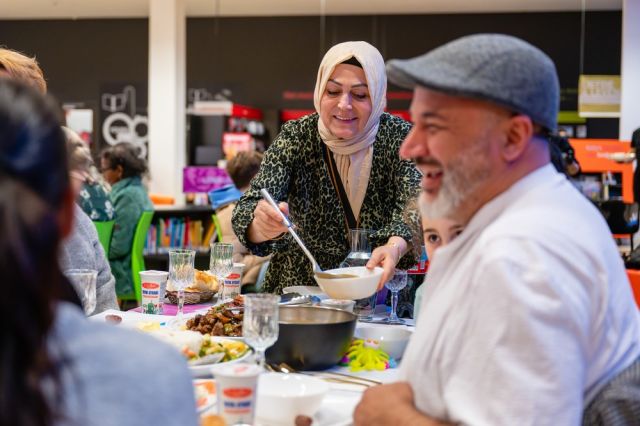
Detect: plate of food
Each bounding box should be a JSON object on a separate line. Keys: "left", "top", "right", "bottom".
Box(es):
{"left": 165, "top": 270, "right": 219, "bottom": 305}
{"left": 185, "top": 303, "right": 243, "bottom": 338}
{"left": 193, "top": 379, "right": 216, "bottom": 414}
{"left": 146, "top": 329, "right": 251, "bottom": 377}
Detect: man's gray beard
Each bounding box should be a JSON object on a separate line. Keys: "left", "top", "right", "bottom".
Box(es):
{"left": 418, "top": 141, "right": 492, "bottom": 220}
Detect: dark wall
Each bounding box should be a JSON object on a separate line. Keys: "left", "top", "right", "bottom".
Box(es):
{"left": 0, "top": 11, "right": 622, "bottom": 140}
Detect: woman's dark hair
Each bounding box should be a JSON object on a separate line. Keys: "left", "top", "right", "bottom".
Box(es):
{"left": 341, "top": 56, "right": 363, "bottom": 68}
{"left": 100, "top": 142, "right": 148, "bottom": 179}
{"left": 0, "top": 79, "right": 68, "bottom": 425}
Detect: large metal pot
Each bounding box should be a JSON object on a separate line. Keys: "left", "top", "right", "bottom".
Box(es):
{"left": 266, "top": 306, "right": 356, "bottom": 371}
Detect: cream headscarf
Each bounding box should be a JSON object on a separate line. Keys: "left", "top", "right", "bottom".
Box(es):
{"left": 313, "top": 41, "right": 387, "bottom": 219}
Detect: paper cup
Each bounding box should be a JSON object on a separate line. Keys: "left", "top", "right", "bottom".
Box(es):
{"left": 210, "top": 362, "right": 261, "bottom": 426}
{"left": 139, "top": 270, "right": 169, "bottom": 314}
{"left": 223, "top": 262, "right": 245, "bottom": 299}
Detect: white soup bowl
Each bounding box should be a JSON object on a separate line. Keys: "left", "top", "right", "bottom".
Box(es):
{"left": 313, "top": 266, "right": 383, "bottom": 300}
{"left": 256, "top": 372, "right": 329, "bottom": 425}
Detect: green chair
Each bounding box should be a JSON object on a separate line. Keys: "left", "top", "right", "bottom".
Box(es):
{"left": 212, "top": 213, "right": 223, "bottom": 243}
{"left": 93, "top": 220, "right": 115, "bottom": 256}
{"left": 119, "top": 211, "right": 154, "bottom": 304}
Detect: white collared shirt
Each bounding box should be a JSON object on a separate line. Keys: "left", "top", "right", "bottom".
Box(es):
{"left": 400, "top": 164, "right": 640, "bottom": 425}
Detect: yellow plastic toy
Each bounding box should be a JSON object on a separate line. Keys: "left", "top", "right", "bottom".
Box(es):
{"left": 339, "top": 338, "right": 396, "bottom": 372}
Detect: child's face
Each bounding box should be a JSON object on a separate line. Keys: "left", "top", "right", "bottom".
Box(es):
{"left": 422, "top": 217, "right": 464, "bottom": 260}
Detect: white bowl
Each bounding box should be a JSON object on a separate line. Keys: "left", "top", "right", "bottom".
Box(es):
{"left": 354, "top": 326, "right": 413, "bottom": 360}
{"left": 256, "top": 373, "right": 330, "bottom": 425}
{"left": 313, "top": 266, "right": 383, "bottom": 300}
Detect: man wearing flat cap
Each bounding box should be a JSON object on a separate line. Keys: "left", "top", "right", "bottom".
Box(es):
{"left": 354, "top": 34, "right": 640, "bottom": 425}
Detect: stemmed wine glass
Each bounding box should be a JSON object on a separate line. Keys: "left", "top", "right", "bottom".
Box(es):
{"left": 381, "top": 270, "right": 408, "bottom": 324}
{"left": 210, "top": 242, "right": 233, "bottom": 300}
{"left": 169, "top": 248, "right": 195, "bottom": 322}
{"left": 243, "top": 294, "right": 280, "bottom": 370}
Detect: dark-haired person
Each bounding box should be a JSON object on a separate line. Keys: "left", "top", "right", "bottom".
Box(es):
{"left": 0, "top": 79, "right": 197, "bottom": 425}
{"left": 232, "top": 41, "right": 421, "bottom": 294}
{"left": 101, "top": 142, "right": 153, "bottom": 297}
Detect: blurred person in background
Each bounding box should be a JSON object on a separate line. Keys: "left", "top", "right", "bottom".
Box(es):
{"left": 211, "top": 151, "right": 270, "bottom": 290}
{"left": 63, "top": 127, "right": 114, "bottom": 221}
{"left": 0, "top": 78, "right": 197, "bottom": 426}
{"left": 61, "top": 127, "right": 118, "bottom": 314}
{"left": 100, "top": 142, "right": 153, "bottom": 297}
{"left": 0, "top": 46, "right": 117, "bottom": 314}
{"left": 232, "top": 41, "right": 421, "bottom": 294}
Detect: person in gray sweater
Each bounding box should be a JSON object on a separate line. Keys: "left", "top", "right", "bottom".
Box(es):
{"left": 58, "top": 204, "right": 119, "bottom": 314}
{"left": 60, "top": 127, "right": 119, "bottom": 315}
{"left": 0, "top": 79, "right": 198, "bottom": 426}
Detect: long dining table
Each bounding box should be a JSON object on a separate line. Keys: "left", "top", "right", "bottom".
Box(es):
{"left": 91, "top": 299, "right": 415, "bottom": 426}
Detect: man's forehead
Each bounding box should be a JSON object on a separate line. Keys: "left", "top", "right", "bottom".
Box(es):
{"left": 410, "top": 86, "right": 511, "bottom": 119}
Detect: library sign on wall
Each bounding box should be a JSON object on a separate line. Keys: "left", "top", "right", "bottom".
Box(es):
{"left": 100, "top": 83, "right": 149, "bottom": 158}
{"left": 578, "top": 75, "right": 621, "bottom": 118}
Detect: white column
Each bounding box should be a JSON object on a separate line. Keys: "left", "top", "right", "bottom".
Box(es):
{"left": 148, "top": 0, "right": 186, "bottom": 202}
{"left": 620, "top": 0, "right": 640, "bottom": 141}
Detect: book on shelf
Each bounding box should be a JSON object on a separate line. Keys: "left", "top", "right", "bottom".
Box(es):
{"left": 143, "top": 217, "right": 210, "bottom": 255}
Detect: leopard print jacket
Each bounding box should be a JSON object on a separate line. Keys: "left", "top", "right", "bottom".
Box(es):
{"left": 232, "top": 112, "right": 421, "bottom": 294}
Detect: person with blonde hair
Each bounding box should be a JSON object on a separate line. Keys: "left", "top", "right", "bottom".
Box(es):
{"left": 0, "top": 47, "right": 47, "bottom": 94}
{"left": 0, "top": 46, "right": 117, "bottom": 315}
{"left": 232, "top": 41, "right": 421, "bottom": 294}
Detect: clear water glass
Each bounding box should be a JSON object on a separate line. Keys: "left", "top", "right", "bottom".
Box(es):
{"left": 64, "top": 269, "right": 97, "bottom": 315}
{"left": 210, "top": 242, "right": 234, "bottom": 299}
{"left": 169, "top": 249, "right": 195, "bottom": 322}
{"left": 243, "top": 293, "right": 280, "bottom": 370}
{"left": 382, "top": 270, "right": 408, "bottom": 324}
{"left": 340, "top": 229, "right": 376, "bottom": 320}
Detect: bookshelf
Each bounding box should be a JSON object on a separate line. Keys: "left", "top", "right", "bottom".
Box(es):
{"left": 144, "top": 205, "right": 217, "bottom": 270}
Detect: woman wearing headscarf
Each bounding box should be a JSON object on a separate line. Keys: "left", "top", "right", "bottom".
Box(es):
{"left": 232, "top": 41, "right": 421, "bottom": 294}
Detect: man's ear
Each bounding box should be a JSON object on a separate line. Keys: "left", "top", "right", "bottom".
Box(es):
{"left": 502, "top": 115, "right": 534, "bottom": 163}
{"left": 58, "top": 186, "right": 75, "bottom": 239}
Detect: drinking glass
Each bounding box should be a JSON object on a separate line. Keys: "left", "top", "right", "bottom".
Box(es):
{"left": 210, "top": 242, "right": 234, "bottom": 299}
{"left": 169, "top": 249, "right": 195, "bottom": 322}
{"left": 340, "top": 229, "right": 377, "bottom": 320}
{"left": 243, "top": 293, "right": 280, "bottom": 370}
{"left": 64, "top": 269, "right": 97, "bottom": 315}
{"left": 382, "top": 270, "right": 408, "bottom": 324}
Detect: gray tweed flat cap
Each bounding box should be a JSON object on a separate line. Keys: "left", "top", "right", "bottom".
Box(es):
{"left": 386, "top": 34, "right": 560, "bottom": 131}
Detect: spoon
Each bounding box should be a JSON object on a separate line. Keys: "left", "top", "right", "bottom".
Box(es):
{"left": 260, "top": 188, "right": 358, "bottom": 280}
{"left": 279, "top": 292, "right": 313, "bottom": 305}
{"left": 276, "top": 362, "right": 381, "bottom": 386}
{"left": 188, "top": 352, "right": 225, "bottom": 366}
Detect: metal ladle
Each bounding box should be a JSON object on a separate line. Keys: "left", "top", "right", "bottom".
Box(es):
{"left": 260, "top": 189, "right": 357, "bottom": 280}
